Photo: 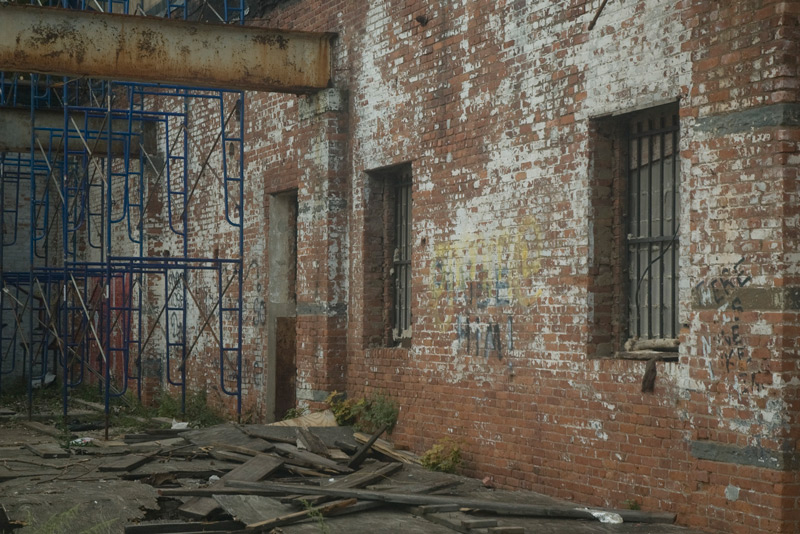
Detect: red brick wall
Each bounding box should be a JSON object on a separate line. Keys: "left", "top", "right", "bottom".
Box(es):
{"left": 169, "top": 1, "right": 800, "bottom": 532}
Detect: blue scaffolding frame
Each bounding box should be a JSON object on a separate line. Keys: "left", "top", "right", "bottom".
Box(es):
{"left": 0, "top": 0, "right": 246, "bottom": 425}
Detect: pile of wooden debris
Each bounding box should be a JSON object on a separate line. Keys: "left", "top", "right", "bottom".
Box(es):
{"left": 0, "top": 410, "right": 688, "bottom": 534}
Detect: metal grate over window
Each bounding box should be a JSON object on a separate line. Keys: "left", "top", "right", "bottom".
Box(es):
{"left": 627, "top": 106, "right": 680, "bottom": 340}
{"left": 393, "top": 170, "right": 412, "bottom": 341}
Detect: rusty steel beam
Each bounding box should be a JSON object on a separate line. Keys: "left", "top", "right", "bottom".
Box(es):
{"left": 0, "top": 4, "right": 333, "bottom": 93}
{"left": 0, "top": 108, "right": 151, "bottom": 156}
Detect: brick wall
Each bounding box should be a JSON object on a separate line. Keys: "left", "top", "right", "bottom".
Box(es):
{"left": 167, "top": 0, "right": 800, "bottom": 532}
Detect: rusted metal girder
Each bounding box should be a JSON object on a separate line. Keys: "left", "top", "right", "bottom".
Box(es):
{"left": 0, "top": 4, "right": 333, "bottom": 93}
{"left": 0, "top": 108, "right": 153, "bottom": 156}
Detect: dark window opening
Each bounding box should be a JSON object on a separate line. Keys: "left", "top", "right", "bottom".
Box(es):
{"left": 363, "top": 164, "right": 412, "bottom": 348}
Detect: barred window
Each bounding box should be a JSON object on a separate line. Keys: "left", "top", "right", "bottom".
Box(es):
{"left": 626, "top": 105, "right": 680, "bottom": 342}
{"left": 392, "top": 171, "right": 412, "bottom": 341}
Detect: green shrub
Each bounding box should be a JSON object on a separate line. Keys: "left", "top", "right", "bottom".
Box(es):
{"left": 325, "top": 391, "right": 398, "bottom": 434}
{"left": 421, "top": 437, "right": 462, "bottom": 474}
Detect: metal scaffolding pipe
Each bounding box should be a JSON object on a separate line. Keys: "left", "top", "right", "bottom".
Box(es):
{"left": 0, "top": 5, "right": 333, "bottom": 93}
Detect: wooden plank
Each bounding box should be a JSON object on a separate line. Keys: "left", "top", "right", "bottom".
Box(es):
{"left": 19, "top": 421, "right": 70, "bottom": 439}
{"left": 347, "top": 424, "right": 387, "bottom": 469}
{"left": 123, "top": 520, "right": 245, "bottom": 533}
{"left": 285, "top": 465, "right": 328, "bottom": 478}
{"left": 272, "top": 442, "right": 352, "bottom": 474}
{"left": 327, "top": 448, "right": 350, "bottom": 461}
{"left": 209, "top": 450, "right": 251, "bottom": 463}
{"left": 25, "top": 442, "right": 69, "bottom": 459}
{"left": 288, "top": 461, "right": 403, "bottom": 506}
{"left": 226, "top": 454, "right": 284, "bottom": 481}
{"left": 213, "top": 495, "right": 292, "bottom": 525}
{"left": 182, "top": 423, "right": 272, "bottom": 451}
{"left": 353, "top": 432, "right": 421, "bottom": 464}
{"left": 0, "top": 470, "right": 62, "bottom": 481}
{"left": 296, "top": 427, "right": 329, "bottom": 456}
{"left": 210, "top": 441, "right": 272, "bottom": 456}
{"left": 418, "top": 504, "right": 460, "bottom": 514}
{"left": 240, "top": 425, "right": 299, "bottom": 444}
{"left": 245, "top": 498, "right": 357, "bottom": 531}
{"left": 99, "top": 454, "right": 151, "bottom": 472}
{"left": 462, "top": 518, "right": 498, "bottom": 529}
{"left": 268, "top": 410, "right": 337, "bottom": 427}
{"left": 178, "top": 454, "right": 284, "bottom": 520}
{"left": 168, "top": 482, "right": 677, "bottom": 524}
{"left": 123, "top": 458, "right": 234, "bottom": 480}
{"left": 334, "top": 439, "right": 358, "bottom": 454}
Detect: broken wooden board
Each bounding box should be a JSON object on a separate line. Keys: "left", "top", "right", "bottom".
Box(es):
{"left": 182, "top": 423, "right": 272, "bottom": 452}
{"left": 210, "top": 441, "right": 272, "bottom": 456}
{"left": 178, "top": 453, "right": 284, "bottom": 519}
{"left": 19, "top": 421, "right": 71, "bottom": 439}
{"left": 25, "top": 442, "right": 69, "bottom": 459}
{"left": 99, "top": 454, "right": 151, "bottom": 472}
{"left": 128, "top": 437, "right": 189, "bottom": 452}
{"left": 296, "top": 427, "right": 328, "bottom": 456}
{"left": 214, "top": 495, "right": 293, "bottom": 525}
{"left": 123, "top": 519, "right": 245, "bottom": 533}
{"left": 286, "top": 461, "right": 402, "bottom": 507}
{"left": 123, "top": 458, "right": 236, "bottom": 480}
{"left": 272, "top": 442, "right": 352, "bottom": 474}
{"left": 348, "top": 424, "right": 387, "bottom": 469}
{"left": 268, "top": 410, "right": 337, "bottom": 427}
{"left": 245, "top": 498, "right": 357, "bottom": 531}
{"left": 175, "top": 482, "right": 677, "bottom": 524}
{"left": 0, "top": 469, "right": 62, "bottom": 482}
{"left": 241, "top": 425, "right": 301, "bottom": 444}
{"left": 209, "top": 449, "right": 251, "bottom": 463}
{"left": 353, "top": 432, "right": 421, "bottom": 464}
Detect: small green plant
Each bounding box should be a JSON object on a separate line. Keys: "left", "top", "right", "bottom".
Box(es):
{"left": 282, "top": 406, "right": 309, "bottom": 420}
{"left": 300, "top": 499, "right": 330, "bottom": 534}
{"left": 326, "top": 391, "right": 365, "bottom": 427}
{"left": 421, "top": 437, "right": 462, "bottom": 474}
{"left": 325, "top": 391, "right": 398, "bottom": 434}
{"left": 623, "top": 499, "right": 641, "bottom": 510}
{"left": 359, "top": 393, "right": 398, "bottom": 434}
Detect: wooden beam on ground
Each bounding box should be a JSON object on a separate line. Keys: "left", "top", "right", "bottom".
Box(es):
{"left": 178, "top": 454, "right": 284, "bottom": 520}
{"left": 163, "top": 482, "right": 677, "bottom": 524}
{"left": 347, "top": 424, "right": 387, "bottom": 469}
{"left": 245, "top": 498, "right": 357, "bottom": 532}
{"left": 25, "top": 442, "right": 69, "bottom": 459}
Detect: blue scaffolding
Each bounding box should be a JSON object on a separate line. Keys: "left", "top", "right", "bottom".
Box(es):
{"left": 0, "top": 0, "right": 246, "bottom": 426}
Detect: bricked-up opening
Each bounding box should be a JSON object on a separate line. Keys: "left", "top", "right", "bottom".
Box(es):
{"left": 364, "top": 164, "right": 413, "bottom": 348}
{"left": 589, "top": 103, "right": 680, "bottom": 357}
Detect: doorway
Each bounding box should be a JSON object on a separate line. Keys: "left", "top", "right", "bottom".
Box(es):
{"left": 267, "top": 191, "right": 297, "bottom": 421}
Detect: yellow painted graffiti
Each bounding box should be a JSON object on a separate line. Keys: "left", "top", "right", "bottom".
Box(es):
{"left": 429, "top": 215, "right": 543, "bottom": 324}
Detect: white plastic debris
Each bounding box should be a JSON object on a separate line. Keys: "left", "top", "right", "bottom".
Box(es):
{"left": 171, "top": 419, "right": 189, "bottom": 429}
{"left": 209, "top": 475, "right": 220, "bottom": 482}
{"left": 70, "top": 437, "right": 94, "bottom": 446}
{"left": 577, "top": 508, "right": 623, "bottom": 524}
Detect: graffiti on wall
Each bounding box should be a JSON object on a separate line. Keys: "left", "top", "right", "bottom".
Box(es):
{"left": 245, "top": 259, "right": 266, "bottom": 327}
{"left": 429, "top": 215, "right": 542, "bottom": 354}
{"left": 456, "top": 314, "right": 513, "bottom": 360}
{"left": 695, "top": 257, "right": 753, "bottom": 375}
